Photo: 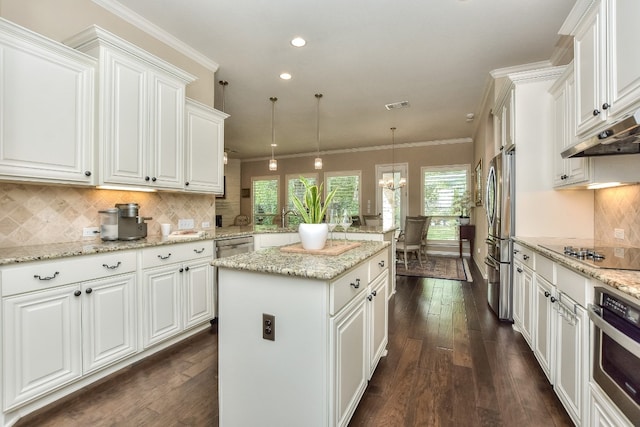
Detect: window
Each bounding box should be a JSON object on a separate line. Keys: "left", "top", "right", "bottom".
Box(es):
{"left": 252, "top": 176, "right": 279, "bottom": 225}
{"left": 422, "top": 165, "right": 470, "bottom": 241}
{"left": 325, "top": 171, "right": 361, "bottom": 216}
{"left": 285, "top": 174, "right": 318, "bottom": 227}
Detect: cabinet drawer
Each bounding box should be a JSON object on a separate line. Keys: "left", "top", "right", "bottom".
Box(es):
{"left": 513, "top": 243, "right": 534, "bottom": 269}
{"left": 330, "top": 263, "right": 368, "bottom": 316}
{"left": 1, "top": 251, "right": 136, "bottom": 297}
{"left": 557, "top": 264, "right": 590, "bottom": 306}
{"left": 368, "top": 248, "right": 390, "bottom": 282}
{"left": 142, "top": 241, "right": 213, "bottom": 268}
{"left": 536, "top": 254, "right": 555, "bottom": 284}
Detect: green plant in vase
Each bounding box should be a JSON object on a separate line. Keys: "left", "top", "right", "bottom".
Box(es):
{"left": 291, "top": 176, "right": 338, "bottom": 250}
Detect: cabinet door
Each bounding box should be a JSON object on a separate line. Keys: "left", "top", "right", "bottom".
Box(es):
{"left": 513, "top": 261, "right": 533, "bottom": 347}
{"left": 512, "top": 260, "right": 524, "bottom": 330}
{"left": 81, "top": 273, "right": 137, "bottom": 373}
{"left": 551, "top": 80, "right": 569, "bottom": 186}
{"left": 607, "top": 0, "right": 640, "bottom": 117}
{"left": 184, "top": 99, "right": 227, "bottom": 193}
{"left": 183, "top": 259, "right": 213, "bottom": 329}
{"left": 2, "top": 284, "right": 82, "bottom": 410}
{"left": 574, "top": 0, "right": 607, "bottom": 136}
{"left": 503, "top": 89, "right": 515, "bottom": 149}
{"left": 533, "top": 276, "right": 555, "bottom": 382}
{"left": 368, "top": 274, "right": 388, "bottom": 379}
{"left": 142, "top": 265, "right": 182, "bottom": 348}
{"left": 331, "top": 297, "right": 367, "bottom": 427}
{"left": 590, "top": 383, "right": 635, "bottom": 427}
{"left": 100, "top": 48, "right": 148, "bottom": 186}
{"left": 148, "top": 72, "right": 185, "bottom": 189}
{"left": 554, "top": 296, "right": 588, "bottom": 426}
{"left": 0, "top": 24, "right": 95, "bottom": 185}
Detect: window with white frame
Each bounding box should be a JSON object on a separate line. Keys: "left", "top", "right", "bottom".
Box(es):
{"left": 421, "top": 164, "right": 470, "bottom": 241}
{"left": 325, "top": 171, "right": 361, "bottom": 217}
{"left": 252, "top": 176, "right": 279, "bottom": 225}
{"left": 285, "top": 174, "right": 318, "bottom": 227}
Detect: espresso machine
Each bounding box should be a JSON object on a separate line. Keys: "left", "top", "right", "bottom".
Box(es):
{"left": 114, "top": 203, "right": 151, "bottom": 240}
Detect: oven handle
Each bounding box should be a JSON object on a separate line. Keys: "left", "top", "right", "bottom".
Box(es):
{"left": 588, "top": 304, "right": 640, "bottom": 359}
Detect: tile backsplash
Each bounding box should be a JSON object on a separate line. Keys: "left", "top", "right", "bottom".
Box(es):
{"left": 595, "top": 184, "right": 640, "bottom": 246}
{"left": 0, "top": 183, "right": 215, "bottom": 248}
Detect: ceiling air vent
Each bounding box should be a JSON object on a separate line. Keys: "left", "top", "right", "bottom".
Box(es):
{"left": 385, "top": 101, "right": 410, "bottom": 110}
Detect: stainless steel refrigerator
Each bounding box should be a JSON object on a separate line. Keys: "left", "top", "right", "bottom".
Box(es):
{"left": 484, "top": 149, "right": 515, "bottom": 321}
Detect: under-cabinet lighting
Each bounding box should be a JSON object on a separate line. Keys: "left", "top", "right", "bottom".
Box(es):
{"left": 97, "top": 185, "right": 157, "bottom": 193}
{"left": 587, "top": 182, "right": 623, "bottom": 190}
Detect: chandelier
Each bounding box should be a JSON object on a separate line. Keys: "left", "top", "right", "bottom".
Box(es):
{"left": 378, "top": 127, "right": 406, "bottom": 190}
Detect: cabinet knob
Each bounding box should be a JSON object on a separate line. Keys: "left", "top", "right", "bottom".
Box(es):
{"left": 593, "top": 109, "right": 600, "bottom": 116}
{"left": 378, "top": 260, "right": 385, "bottom": 267}
{"left": 350, "top": 278, "right": 361, "bottom": 289}
{"left": 544, "top": 291, "right": 550, "bottom": 298}
{"left": 517, "top": 267, "right": 523, "bottom": 273}
{"left": 367, "top": 294, "right": 373, "bottom": 301}
{"left": 145, "top": 176, "right": 150, "bottom": 181}
{"left": 550, "top": 296, "right": 557, "bottom": 303}
{"left": 185, "top": 182, "right": 190, "bottom": 186}
{"left": 179, "top": 267, "right": 184, "bottom": 273}
{"left": 523, "top": 254, "right": 529, "bottom": 260}
{"left": 152, "top": 177, "right": 157, "bottom": 182}
{"left": 84, "top": 171, "right": 92, "bottom": 177}
{"left": 85, "top": 288, "right": 93, "bottom": 294}
{"left": 74, "top": 290, "right": 82, "bottom": 297}
{"left": 372, "top": 290, "right": 377, "bottom": 297}
{"left": 602, "top": 102, "right": 610, "bottom": 110}
{"left": 185, "top": 266, "right": 190, "bottom": 272}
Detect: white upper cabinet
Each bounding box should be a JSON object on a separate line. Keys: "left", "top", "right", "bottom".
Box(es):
{"left": 65, "top": 26, "right": 196, "bottom": 190}
{"left": 0, "top": 19, "right": 95, "bottom": 185}
{"left": 570, "top": 0, "right": 640, "bottom": 137}
{"left": 184, "top": 99, "right": 228, "bottom": 194}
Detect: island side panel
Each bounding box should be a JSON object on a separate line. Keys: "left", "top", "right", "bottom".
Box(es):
{"left": 218, "top": 268, "right": 329, "bottom": 427}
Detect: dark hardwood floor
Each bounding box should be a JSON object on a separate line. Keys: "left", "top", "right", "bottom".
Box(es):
{"left": 18, "top": 260, "right": 572, "bottom": 427}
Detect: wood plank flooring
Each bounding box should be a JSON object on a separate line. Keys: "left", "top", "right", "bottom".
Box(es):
{"left": 17, "top": 260, "right": 572, "bottom": 427}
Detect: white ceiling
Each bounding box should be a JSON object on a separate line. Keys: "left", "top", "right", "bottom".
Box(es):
{"left": 116, "top": 0, "right": 576, "bottom": 159}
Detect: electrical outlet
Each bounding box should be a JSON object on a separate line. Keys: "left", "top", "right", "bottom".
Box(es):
{"left": 202, "top": 221, "right": 211, "bottom": 229}
{"left": 178, "top": 219, "right": 195, "bottom": 230}
{"left": 82, "top": 227, "right": 100, "bottom": 237}
{"left": 614, "top": 228, "right": 625, "bottom": 240}
{"left": 263, "top": 313, "right": 275, "bottom": 341}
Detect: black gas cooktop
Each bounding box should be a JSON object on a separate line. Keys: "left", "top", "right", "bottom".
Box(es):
{"left": 540, "top": 244, "right": 640, "bottom": 271}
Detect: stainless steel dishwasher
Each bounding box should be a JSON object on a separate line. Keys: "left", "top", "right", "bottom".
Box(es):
{"left": 214, "top": 235, "right": 254, "bottom": 321}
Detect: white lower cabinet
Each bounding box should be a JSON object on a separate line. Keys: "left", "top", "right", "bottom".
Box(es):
{"left": 590, "top": 383, "right": 635, "bottom": 427}
{"left": 554, "top": 291, "right": 589, "bottom": 426}
{"left": 1, "top": 252, "right": 137, "bottom": 410}
{"left": 513, "top": 259, "right": 534, "bottom": 346}
{"left": 141, "top": 242, "right": 214, "bottom": 348}
{"left": 533, "top": 274, "right": 556, "bottom": 382}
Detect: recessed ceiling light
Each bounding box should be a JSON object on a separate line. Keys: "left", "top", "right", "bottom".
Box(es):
{"left": 280, "top": 73, "right": 292, "bottom": 80}
{"left": 385, "top": 101, "right": 410, "bottom": 110}
{"left": 291, "top": 37, "right": 306, "bottom": 47}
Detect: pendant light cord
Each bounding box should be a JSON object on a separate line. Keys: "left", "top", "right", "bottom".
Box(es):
{"left": 315, "top": 94, "right": 322, "bottom": 155}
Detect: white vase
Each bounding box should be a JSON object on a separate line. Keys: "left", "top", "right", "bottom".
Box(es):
{"left": 298, "top": 223, "right": 329, "bottom": 250}
{"left": 459, "top": 217, "right": 470, "bottom": 225}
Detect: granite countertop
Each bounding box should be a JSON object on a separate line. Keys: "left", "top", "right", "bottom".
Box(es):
{"left": 212, "top": 240, "right": 390, "bottom": 281}
{"left": 513, "top": 236, "right": 640, "bottom": 301}
{"left": 0, "top": 225, "right": 395, "bottom": 266}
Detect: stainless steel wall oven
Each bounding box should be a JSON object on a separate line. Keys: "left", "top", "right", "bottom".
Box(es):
{"left": 589, "top": 287, "right": 640, "bottom": 424}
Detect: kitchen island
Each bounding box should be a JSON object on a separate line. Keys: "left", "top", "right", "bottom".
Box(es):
{"left": 212, "top": 241, "right": 390, "bottom": 427}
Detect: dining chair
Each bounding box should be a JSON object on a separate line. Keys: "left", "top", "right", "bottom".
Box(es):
{"left": 395, "top": 216, "right": 428, "bottom": 269}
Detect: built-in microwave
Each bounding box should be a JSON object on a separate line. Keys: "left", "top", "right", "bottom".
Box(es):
{"left": 589, "top": 288, "right": 640, "bottom": 425}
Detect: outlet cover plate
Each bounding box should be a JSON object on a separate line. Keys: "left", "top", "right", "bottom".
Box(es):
{"left": 83, "top": 227, "right": 100, "bottom": 237}
{"left": 614, "top": 228, "right": 625, "bottom": 240}
{"left": 178, "top": 219, "right": 195, "bottom": 230}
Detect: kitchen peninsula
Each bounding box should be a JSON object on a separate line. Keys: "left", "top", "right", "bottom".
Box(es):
{"left": 212, "top": 241, "right": 390, "bottom": 427}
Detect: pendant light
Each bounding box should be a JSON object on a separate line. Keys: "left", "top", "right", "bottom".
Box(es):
{"left": 269, "top": 97, "right": 278, "bottom": 171}
{"left": 219, "top": 80, "right": 229, "bottom": 165}
{"left": 378, "top": 127, "right": 406, "bottom": 190}
{"left": 314, "top": 93, "right": 323, "bottom": 170}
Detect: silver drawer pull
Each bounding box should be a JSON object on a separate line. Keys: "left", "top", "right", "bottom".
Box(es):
{"left": 34, "top": 272, "right": 59, "bottom": 281}
{"left": 102, "top": 261, "right": 122, "bottom": 269}
{"left": 194, "top": 248, "right": 205, "bottom": 254}
{"left": 350, "top": 278, "right": 361, "bottom": 289}
{"left": 158, "top": 253, "right": 172, "bottom": 260}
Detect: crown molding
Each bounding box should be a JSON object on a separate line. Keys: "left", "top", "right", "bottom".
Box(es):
{"left": 241, "top": 138, "right": 473, "bottom": 163}
{"left": 92, "top": 0, "right": 219, "bottom": 71}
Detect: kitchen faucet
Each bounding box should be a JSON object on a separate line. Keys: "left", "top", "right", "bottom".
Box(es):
{"left": 281, "top": 208, "right": 298, "bottom": 228}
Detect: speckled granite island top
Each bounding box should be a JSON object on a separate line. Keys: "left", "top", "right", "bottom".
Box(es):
{"left": 514, "top": 236, "right": 640, "bottom": 302}
{"left": 212, "top": 241, "right": 390, "bottom": 281}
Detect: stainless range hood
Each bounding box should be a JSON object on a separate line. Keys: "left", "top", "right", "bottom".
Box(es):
{"left": 562, "top": 109, "right": 640, "bottom": 158}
